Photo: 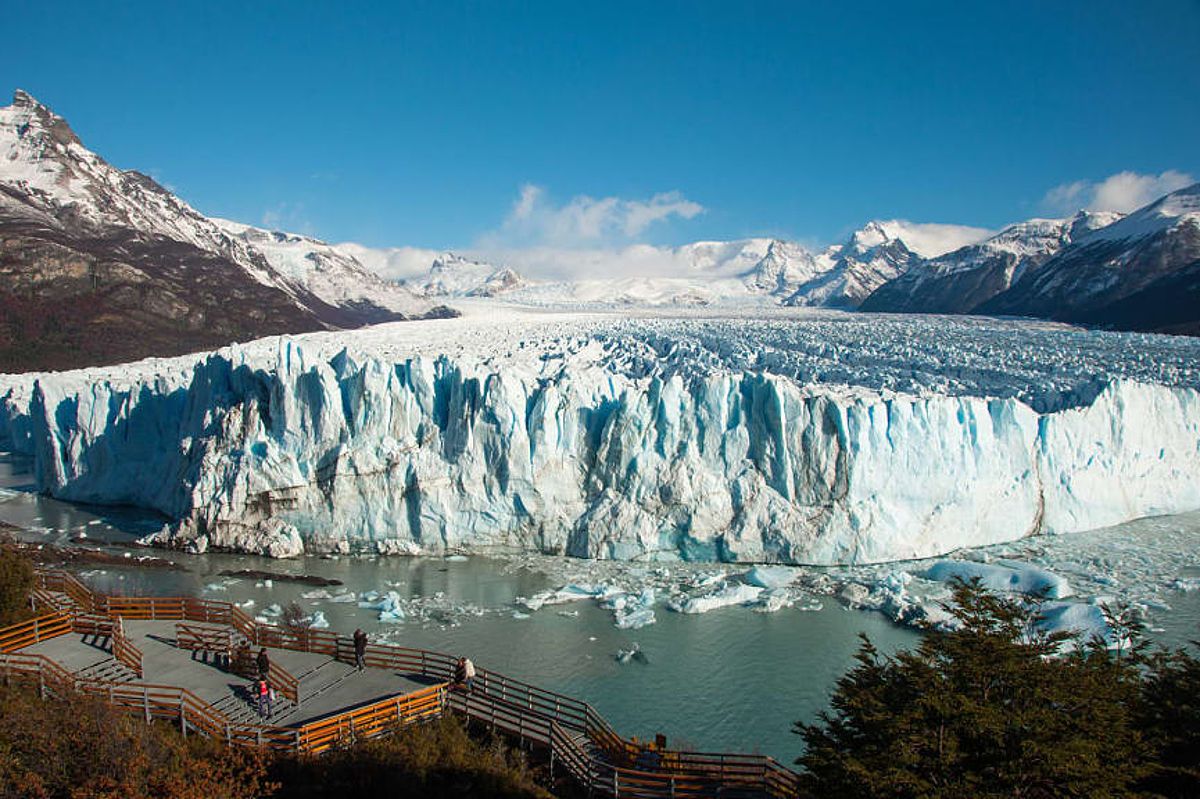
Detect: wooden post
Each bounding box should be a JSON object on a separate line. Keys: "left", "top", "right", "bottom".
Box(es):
{"left": 180, "top": 699, "right": 187, "bottom": 737}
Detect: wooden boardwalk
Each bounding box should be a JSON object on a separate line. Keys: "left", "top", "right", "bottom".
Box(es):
{"left": 1, "top": 569, "right": 801, "bottom": 798}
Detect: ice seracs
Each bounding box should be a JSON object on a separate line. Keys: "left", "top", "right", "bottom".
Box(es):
{"left": 3, "top": 308, "right": 1198, "bottom": 566}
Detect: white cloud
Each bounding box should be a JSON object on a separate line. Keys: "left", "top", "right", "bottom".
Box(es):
{"left": 461, "top": 243, "right": 701, "bottom": 281}
{"left": 1041, "top": 170, "right": 1195, "bottom": 215}
{"left": 876, "top": 220, "right": 994, "bottom": 258}
{"left": 335, "top": 242, "right": 443, "bottom": 281}
{"left": 489, "top": 184, "right": 704, "bottom": 248}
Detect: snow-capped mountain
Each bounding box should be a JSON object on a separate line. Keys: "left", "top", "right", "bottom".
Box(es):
{"left": 979, "top": 185, "right": 1200, "bottom": 334}
{"left": 403, "top": 252, "right": 530, "bottom": 297}
{"left": 0, "top": 90, "right": 447, "bottom": 372}
{"left": 861, "top": 211, "right": 1123, "bottom": 314}
{"left": 785, "top": 221, "right": 922, "bottom": 308}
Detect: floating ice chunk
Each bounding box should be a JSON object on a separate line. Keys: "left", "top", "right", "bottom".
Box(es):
{"left": 204, "top": 582, "right": 228, "bottom": 592}
{"left": 236, "top": 599, "right": 255, "bottom": 609}
{"left": 361, "top": 591, "right": 406, "bottom": 622}
{"left": 1038, "top": 601, "right": 1115, "bottom": 648}
{"left": 615, "top": 643, "right": 647, "bottom": 664}
{"left": 307, "top": 611, "right": 330, "bottom": 629}
{"left": 262, "top": 603, "right": 282, "bottom": 617}
{"left": 745, "top": 566, "right": 799, "bottom": 589}
{"left": 445, "top": 555, "right": 469, "bottom": 562}
{"left": 327, "top": 591, "right": 357, "bottom": 603}
{"left": 512, "top": 611, "right": 530, "bottom": 620}
{"left": 670, "top": 583, "right": 763, "bottom": 614}
{"left": 615, "top": 608, "right": 656, "bottom": 629}
{"left": 557, "top": 610, "right": 579, "bottom": 618}
{"left": 752, "top": 587, "right": 794, "bottom": 613}
{"left": 1170, "top": 577, "right": 1200, "bottom": 592}
{"left": 301, "top": 588, "right": 331, "bottom": 600}
{"left": 920, "top": 559, "right": 1073, "bottom": 599}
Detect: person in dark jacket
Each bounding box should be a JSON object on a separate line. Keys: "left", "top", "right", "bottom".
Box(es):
{"left": 352, "top": 628, "right": 368, "bottom": 671}
{"left": 454, "top": 656, "right": 476, "bottom": 690}
{"left": 256, "top": 647, "right": 270, "bottom": 679}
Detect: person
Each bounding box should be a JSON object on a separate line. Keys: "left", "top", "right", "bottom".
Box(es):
{"left": 454, "top": 656, "right": 476, "bottom": 691}
{"left": 353, "top": 628, "right": 368, "bottom": 672}
{"left": 256, "top": 647, "right": 270, "bottom": 679}
{"left": 256, "top": 677, "right": 271, "bottom": 718}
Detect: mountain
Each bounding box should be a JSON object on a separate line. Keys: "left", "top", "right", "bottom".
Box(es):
{"left": 0, "top": 90, "right": 448, "bottom": 373}
{"left": 979, "top": 185, "right": 1200, "bottom": 334}
{"left": 403, "top": 252, "right": 530, "bottom": 297}
{"left": 861, "top": 211, "right": 1122, "bottom": 314}
{"left": 785, "top": 221, "right": 922, "bottom": 308}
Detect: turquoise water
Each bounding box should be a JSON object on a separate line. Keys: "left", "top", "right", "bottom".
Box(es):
{"left": 5, "top": 450, "right": 1200, "bottom": 763}
{"left": 0, "top": 451, "right": 921, "bottom": 763}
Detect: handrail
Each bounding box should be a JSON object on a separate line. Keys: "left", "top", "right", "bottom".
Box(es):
{"left": 0, "top": 611, "right": 73, "bottom": 653}
{"left": 297, "top": 683, "right": 446, "bottom": 754}
{"left": 17, "top": 569, "right": 801, "bottom": 797}
{"left": 112, "top": 621, "right": 144, "bottom": 677}
{"left": 267, "top": 659, "right": 300, "bottom": 706}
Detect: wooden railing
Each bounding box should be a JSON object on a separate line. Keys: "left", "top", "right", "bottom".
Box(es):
{"left": 112, "top": 621, "right": 144, "bottom": 678}
{"left": 0, "top": 611, "right": 72, "bottom": 653}
{"left": 267, "top": 659, "right": 301, "bottom": 706}
{"left": 0, "top": 652, "right": 78, "bottom": 697}
{"left": 18, "top": 570, "right": 800, "bottom": 797}
{"left": 297, "top": 683, "right": 446, "bottom": 754}
{"left": 176, "top": 622, "right": 235, "bottom": 656}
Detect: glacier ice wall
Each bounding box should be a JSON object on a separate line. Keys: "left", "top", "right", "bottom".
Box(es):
{"left": 5, "top": 337, "right": 1200, "bottom": 565}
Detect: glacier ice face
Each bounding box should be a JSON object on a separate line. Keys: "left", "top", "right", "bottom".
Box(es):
{"left": 3, "top": 310, "right": 1200, "bottom": 565}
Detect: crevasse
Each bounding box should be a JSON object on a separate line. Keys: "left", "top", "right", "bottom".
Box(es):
{"left": 5, "top": 338, "right": 1199, "bottom": 565}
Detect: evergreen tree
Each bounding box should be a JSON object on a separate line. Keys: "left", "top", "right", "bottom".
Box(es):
{"left": 795, "top": 580, "right": 1151, "bottom": 798}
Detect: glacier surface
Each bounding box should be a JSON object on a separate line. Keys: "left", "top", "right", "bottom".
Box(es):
{"left": 2, "top": 307, "right": 1200, "bottom": 565}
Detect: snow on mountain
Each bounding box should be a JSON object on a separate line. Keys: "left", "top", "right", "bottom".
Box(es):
{"left": 0, "top": 89, "right": 444, "bottom": 370}
{"left": 861, "top": 211, "right": 1123, "bottom": 314}
{"left": 1084, "top": 182, "right": 1200, "bottom": 243}
{"left": 980, "top": 184, "right": 1200, "bottom": 334}
{"left": 783, "top": 222, "right": 922, "bottom": 308}
{"left": 211, "top": 218, "right": 433, "bottom": 316}
{"left": 4, "top": 307, "right": 1198, "bottom": 564}
{"left": 401, "top": 252, "right": 531, "bottom": 297}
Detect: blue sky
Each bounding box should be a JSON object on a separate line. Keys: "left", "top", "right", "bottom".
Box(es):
{"left": 4, "top": 0, "right": 1199, "bottom": 263}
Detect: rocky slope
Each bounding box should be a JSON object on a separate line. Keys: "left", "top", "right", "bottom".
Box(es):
{"left": 0, "top": 90, "right": 449, "bottom": 373}
{"left": 979, "top": 185, "right": 1200, "bottom": 334}
{"left": 861, "top": 212, "right": 1122, "bottom": 314}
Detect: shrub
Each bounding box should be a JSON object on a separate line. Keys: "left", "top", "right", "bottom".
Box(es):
{"left": 0, "top": 684, "right": 272, "bottom": 799}
{"left": 268, "top": 714, "right": 552, "bottom": 799}
{"left": 0, "top": 539, "right": 34, "bottom": 627}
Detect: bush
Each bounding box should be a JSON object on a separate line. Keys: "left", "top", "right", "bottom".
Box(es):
{"left": 0, "top": 539, "right": 34, "bottom": 627}
{"left": 268, "top": 715, "right": 552, "bottom": 799}
{"left": 0, "top": 684, "right": 272, "bottom": 799}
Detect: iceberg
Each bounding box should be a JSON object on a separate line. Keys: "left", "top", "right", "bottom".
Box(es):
{"left": 2, "top": 312, "right": 1199, "bottom": 565}
{"left": 670, "top": 583, "right": 764, "bottom": 614}
{"left": 920, "top": 560, "right": 1073, "bottom": 599}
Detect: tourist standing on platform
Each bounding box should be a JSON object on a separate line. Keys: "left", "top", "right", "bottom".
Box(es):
{"left": 256, "top": 647, "right": 270, "bottom": 679}
{"left": 353, "top": 628, "right": 368, "bottom": 671}
{"left": 455, "top": 656, "right": 476, "bottom": 690}
{"left": 257, "top": 677, "right": 271, "bottom": 718}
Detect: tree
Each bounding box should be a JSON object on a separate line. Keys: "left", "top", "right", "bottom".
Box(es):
{"left": 1137, "top": 646, "right": 1200, "bottom": 797}
{"left": 795, "top": 579, "right": 1150, "bottom": 799}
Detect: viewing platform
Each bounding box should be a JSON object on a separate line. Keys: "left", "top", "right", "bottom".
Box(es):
{"left": 1, "top": 569, "right": 800, "bottom": 798}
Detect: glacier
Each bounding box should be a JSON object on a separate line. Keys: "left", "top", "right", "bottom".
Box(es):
{"left": 2, "top": 308, "right": 1200, "bottom": 565}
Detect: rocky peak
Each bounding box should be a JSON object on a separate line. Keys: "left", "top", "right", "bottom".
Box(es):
{"left": 6, "top": 89, "right": 82, "bottom": 149}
